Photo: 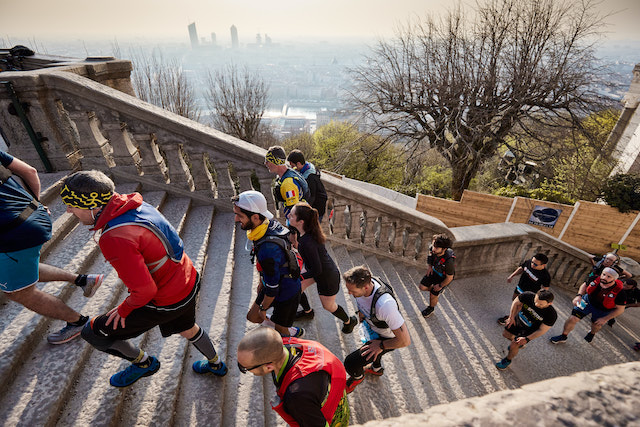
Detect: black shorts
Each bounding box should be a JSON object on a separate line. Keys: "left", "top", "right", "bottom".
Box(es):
{"left": 316, "top": 270, "right": 340, "bottom": 297}
{"left": 92, "top": 274, "right": 200, "bottom": 339}
{"left": 505, "top": 322, "right": 535, "bottom": 338}
{"left": 420, "top": 274, "right": 446, "bottom": 294}
{"left": 256, "top": 290, "right": 301, "bottom": 328}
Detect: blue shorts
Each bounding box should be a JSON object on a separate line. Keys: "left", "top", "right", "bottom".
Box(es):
{"left": 571, "top": 294, "right": 611, "bottom": 322}
{"left": 0, "top": 245, "right": 42, "bottom": 293}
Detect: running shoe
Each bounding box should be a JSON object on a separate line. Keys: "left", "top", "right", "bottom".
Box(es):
{"left": 193, "top": 360, "right": 228, "bottom": 376}
{"left": 295, "top": 309, "right": 315, "bottom": 320}
{"left": 550, "top": 335, "right": 567, "bottom": 344}
{"left": 497, "top": 315, "right": 508, "bottom": 326}
{"left": 364, "top": 366, "right": 384, "bottom": 376}
{"left": 292, "top": 327, "right": 305, "bottom": 338}
{"left": 47, "top": 317, "right": 88, "bottom": 344}
{"left": 495, "top": 357, "right": 511, "bottom": 370}
{"left": 341, "top": 316, "right": 358, "bottom": 334}
{"left": 110, "top": 356, "right": 160, "bottom": 387}
{"left": 421, "top": 306, "right": 435, "bottom": 318}
{"left": 346, "top": 376, "right": 364, "bottom": 393}
{"left": 82, "top": 274, "right": 104, "bottom": 298}
{"left": 584, "top": 333, "right": 595, "bottom": 343}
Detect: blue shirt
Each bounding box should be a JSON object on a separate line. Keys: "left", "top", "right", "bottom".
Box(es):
{"left": 0, "top": 151, "right": 52, "bottom": 252}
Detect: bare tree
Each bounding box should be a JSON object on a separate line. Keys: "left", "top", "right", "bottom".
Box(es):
{"left": 205, "top": 64, "right": 270, "bottom": 144}
{"left": 348, "top": 0, "right": 607, "bottom": 200}
{"left": 129, "top": 50, "right": 201, "bottom": 122}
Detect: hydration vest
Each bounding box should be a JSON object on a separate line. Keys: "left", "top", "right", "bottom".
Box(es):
{"left": 274, "top": 168, "right": 310, "bottom": 203}
{"left": 586, "top": 277, "right": 624, "bottom": 310}
{"left": 103, "top": 202, "right": 185, "bottom": 273}
{"left": 252, "top": 220, "right": 302, "bottom": 279}
{"left": 369, "top": 277, "right": 398, "bottom": 329}
{"left": 429, "top": 248, "right": 455, "bottom": 277}
{"left": 273, "top": 337, "right": 347, "bottom": 426}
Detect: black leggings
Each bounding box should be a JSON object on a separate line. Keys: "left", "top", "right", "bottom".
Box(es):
{"left": 344, "top": 340, "right": 393, "bottom": 378}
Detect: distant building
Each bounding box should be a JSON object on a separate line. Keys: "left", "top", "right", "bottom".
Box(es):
{"left": 211, "top": 32, "right": 216, "bottom": 46}
{"left": 256, "top": 33, "right": 262, "bottom": 45}
{"left": 188, "top": 22, "right": 199, "bottom": 49}
{"left": 265, "top": 34, "right": 272, "bottom": 45}
{"left": 609, "top": 63, "right": 640, "bottom": 175}
{"left": 230, "top": 25, "right": 239, "bottom": 48}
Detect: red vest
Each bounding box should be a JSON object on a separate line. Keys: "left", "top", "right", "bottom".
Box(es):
{"left": 586, "top": 277, "right": 624, "bottom": 310}
{"left": 272, "top": 338, "right": 347, "bottom": 426}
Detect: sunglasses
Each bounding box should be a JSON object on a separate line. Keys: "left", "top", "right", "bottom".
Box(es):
{"left": 237, "top": 360, "right": 271, "bottom": 374}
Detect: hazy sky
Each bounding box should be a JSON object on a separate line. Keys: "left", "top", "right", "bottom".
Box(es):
{"left": 2, "top": 0, "right": 640, "bottom": 43}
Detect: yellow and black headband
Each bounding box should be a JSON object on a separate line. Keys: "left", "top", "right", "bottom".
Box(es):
{"left": 60, "top": 184, "right": 112, "bottom": 209}
{"left": 265, "top": 151, "right": 286, "bottom": 165}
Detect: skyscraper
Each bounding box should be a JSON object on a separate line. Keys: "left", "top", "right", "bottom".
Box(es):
{"left": 230, "top": 25, "right": 239, "bottom": 49}
{"left": 211, "top": 32, "right": 217, "bottom": 46}
{"left": 188, "top": 22, "right": 199, "bottom": 49}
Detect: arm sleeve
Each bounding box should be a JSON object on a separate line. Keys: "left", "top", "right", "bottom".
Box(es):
{"left": 299, "top": 237, "right": 323, "bottom": 281}
{"left": 99, "top": 233, "right": 158, "bottom": 318}
{"left": 257, "top": 242, "right": 285, "bottom": 297}
{"left": 0, "top": 151, "right": 14, "bottom": 166}
{"left": 282, "top": 371, "right": 330, "bottom": 427}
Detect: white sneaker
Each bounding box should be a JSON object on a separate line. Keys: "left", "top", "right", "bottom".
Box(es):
{"left": 81, "top": 274, "right": 104, "bottom": 297}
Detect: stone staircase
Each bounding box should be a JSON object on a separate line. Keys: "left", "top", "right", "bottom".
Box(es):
{"left": 1, "top": 56, "right": 639, "bottom": 426}
{"left": 1, "top": 174, "right": 639, "bottom": 427}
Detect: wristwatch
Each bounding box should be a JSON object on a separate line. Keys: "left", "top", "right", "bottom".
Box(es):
{"left": 259, "top": 304, "right": 269, "bottom": 311}
{"left": 379, "top": 340, "right": 385, "bottom": 350}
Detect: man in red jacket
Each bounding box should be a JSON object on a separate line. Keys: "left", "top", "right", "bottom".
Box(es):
{"left": 62, "top": 170, "right": 227, "bottom": 387}
{"left": 237, "top": 327, "right": 349, "bottom": 426}
{"left": 550, "top": 267, "right": 626, "bottom": 344}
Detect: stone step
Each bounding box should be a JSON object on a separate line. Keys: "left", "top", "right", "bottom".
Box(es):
{"left": 173, "top": 211, "right": 236, "bottom": 426}
{"left": 0, "top": 182, "right": 139, "bottom": 396}
{"left": 0, "top": 188, "right": 170, "bottom": 426}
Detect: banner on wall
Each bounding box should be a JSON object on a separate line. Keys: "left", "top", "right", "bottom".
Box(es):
{"left": 528, "top": 206, "right": 562, "bottom": 228}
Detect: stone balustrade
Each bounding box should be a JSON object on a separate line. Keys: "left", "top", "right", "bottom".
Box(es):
{"left": 0, "top": 62, "right": 591, "bottom": 282}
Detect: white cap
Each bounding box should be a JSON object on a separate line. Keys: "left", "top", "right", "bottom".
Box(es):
{"left": 234, "top": 190, "right": 273, "bottom": 220}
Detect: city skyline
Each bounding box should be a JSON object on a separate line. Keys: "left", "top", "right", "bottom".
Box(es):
{"left": 2, "top": 0, "right": 640, "bottom": 43}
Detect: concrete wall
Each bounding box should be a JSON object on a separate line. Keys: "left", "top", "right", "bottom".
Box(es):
{"left": 357, "top": 362, "right": 640, "bottom": 427}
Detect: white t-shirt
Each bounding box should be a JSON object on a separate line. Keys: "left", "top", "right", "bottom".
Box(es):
{"left": 356, "top": 278, "right": 405, "bottom": 339}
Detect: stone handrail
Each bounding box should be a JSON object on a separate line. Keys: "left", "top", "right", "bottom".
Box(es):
{"left": 0, "top": 67, "right": 451, "bottom": 265}
{"left": 452, "top": 223, "right": 592, "bottom": 290}
{"left": 0, "top": 63, "right": 592, "bottom": 279}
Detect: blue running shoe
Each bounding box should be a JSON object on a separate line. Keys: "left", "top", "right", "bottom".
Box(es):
{"left": 110, "top": 356, "right": 160, "bottom": 387}
{"left": 292, "top": 327, "right": 305, "bottom": 338}
{"left": 192, "top": 360, "right": 228, "bottom": 376}
{"left": 495, "top": 357, "right": 511, "bottom": 370}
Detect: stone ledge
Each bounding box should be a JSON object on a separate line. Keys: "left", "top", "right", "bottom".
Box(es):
{"left": 357, "top": 361, "right": 640, "bottom": 426}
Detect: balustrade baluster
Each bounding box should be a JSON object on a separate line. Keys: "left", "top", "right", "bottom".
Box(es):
{"left": 68, "top": 111, "right": 115, "bottom": 170}
{"left": 211, "top": 161, "right": 236, "bottom": 199}
{"left": 101, "top": 121, "right": 140, "bottom": 176}
{"left": 133, "top": 133, "right": 169, "bottom": 182}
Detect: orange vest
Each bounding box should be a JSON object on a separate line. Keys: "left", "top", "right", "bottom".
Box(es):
{"left": 272, "top": 338, "right": 347, "bottom": 426}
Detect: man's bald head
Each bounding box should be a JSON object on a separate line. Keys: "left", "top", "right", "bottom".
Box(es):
{"left": 237, "top": 327, "right": 284, "bottom": 365}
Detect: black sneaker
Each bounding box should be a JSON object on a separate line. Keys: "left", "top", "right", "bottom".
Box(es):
{"left": 295, "top": 309, "right": 315, "bottom": 320}
{"left": 421, "top": 306, "right": 435, "bottom": 318}
{"left": 584, "top": 332, "right": 595, "bottom": 343}
{"left": 550, "top": 335, "right": 567, "bottom": 344}
{"left": 342, "top": 316, "right": 358, "bottom": 334}
{"left": 607, "top": 318, "right": 615, "bottom": 327}
{"left": 497, "top": 315, "right": 508, "bottom": 326}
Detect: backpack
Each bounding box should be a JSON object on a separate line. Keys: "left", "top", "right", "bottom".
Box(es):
{"left": 369, "top": 277, "right": 398, "bottom": 329}
{"left": 253, "top": 234, "right": 303, "bottom": 279}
